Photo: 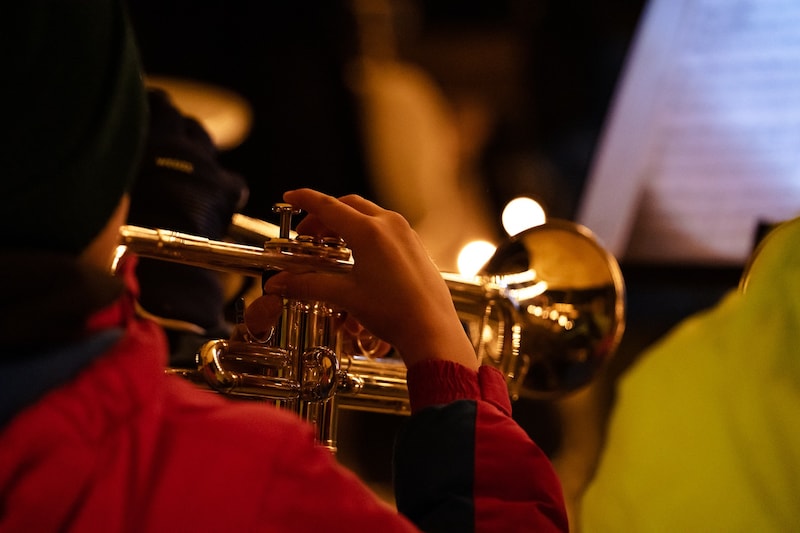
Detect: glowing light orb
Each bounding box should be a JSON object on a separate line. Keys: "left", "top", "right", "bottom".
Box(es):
{"left": 457, "top": 240, "right": 497, "bottom": 277}
{"left": 502, "top": 197, "right": 546, "bottom": 236}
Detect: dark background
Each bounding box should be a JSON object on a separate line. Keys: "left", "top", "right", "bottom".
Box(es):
{"left": 128, "top": 0, "right": 647, "bottom": 224}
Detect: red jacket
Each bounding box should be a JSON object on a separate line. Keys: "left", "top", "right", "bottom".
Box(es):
{"left": 0, "top": 263, "right": 567, "bottom": 532}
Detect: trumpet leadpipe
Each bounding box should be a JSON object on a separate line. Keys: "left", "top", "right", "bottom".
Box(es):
{"left": 118, "top": 224, "right": 353, "bottom": 277}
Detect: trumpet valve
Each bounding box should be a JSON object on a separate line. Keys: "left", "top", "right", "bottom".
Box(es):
{"left": 263, "top": 203, "right": 353, "bottom": 265}
{"left": 272, "top": 202, "right": 302, "bottom": 239}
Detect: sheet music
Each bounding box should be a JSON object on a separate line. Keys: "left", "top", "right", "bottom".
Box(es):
{"left": 577, "top": 0, "right": 800, "bottom": 265}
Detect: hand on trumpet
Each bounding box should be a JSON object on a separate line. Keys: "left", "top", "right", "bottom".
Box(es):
{"left": 244, "top": 188, "right": 479, "bottom": 371}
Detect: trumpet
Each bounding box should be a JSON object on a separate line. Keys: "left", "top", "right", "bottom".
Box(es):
{"left": 118, "top": 204, "right": 625, "bottom": 452}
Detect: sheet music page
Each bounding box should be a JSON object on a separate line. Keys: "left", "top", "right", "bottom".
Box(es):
{"left": 578, "top": 0, "right": 800, "bottom": 265}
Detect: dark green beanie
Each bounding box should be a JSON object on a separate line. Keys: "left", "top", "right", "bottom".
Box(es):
{"left": 3, "top": 1, "right": 148, "bottom": 254}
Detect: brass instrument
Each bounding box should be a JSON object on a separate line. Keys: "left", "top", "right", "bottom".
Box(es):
{"left": 118, "top": 205, "right": 625, "bottom": 452}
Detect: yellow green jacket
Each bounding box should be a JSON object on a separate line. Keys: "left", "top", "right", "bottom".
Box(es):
{"left": 580, "top": 216, "right": 800, "bottom": 532}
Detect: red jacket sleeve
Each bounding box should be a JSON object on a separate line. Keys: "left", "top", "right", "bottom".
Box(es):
{"left": 394, "top": 360, "right": 569, "bottom": 532}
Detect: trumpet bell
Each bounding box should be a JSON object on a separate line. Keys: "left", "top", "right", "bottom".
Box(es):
{"left": 479, "top": 219, "right": 625, "bottom": 399}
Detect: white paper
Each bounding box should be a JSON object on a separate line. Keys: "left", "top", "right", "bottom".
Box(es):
{"left": 578, "top": 0, "right": 800, "bottom": 265}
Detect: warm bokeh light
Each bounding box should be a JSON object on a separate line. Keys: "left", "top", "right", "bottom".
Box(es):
{"left": 502, "top": 197, "right": 546, "bottom": 236}
{"left": 457, "top": 240, "right": 497, "bottom": 277}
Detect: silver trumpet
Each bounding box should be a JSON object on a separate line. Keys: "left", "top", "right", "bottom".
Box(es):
{"left": 118, "top": 204, "right": 625, "bottom": 452}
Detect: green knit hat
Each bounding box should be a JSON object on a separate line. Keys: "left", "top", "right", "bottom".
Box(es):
{"left": 3, "top": 1, "right": 148, "bottom": 254}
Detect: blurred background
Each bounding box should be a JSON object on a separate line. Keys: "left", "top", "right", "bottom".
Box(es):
{"left": 127, "top": 0, "right": 747, "bottom": 503}
{"left": 128, "top": 0, "right": 647, "bottom": 268}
